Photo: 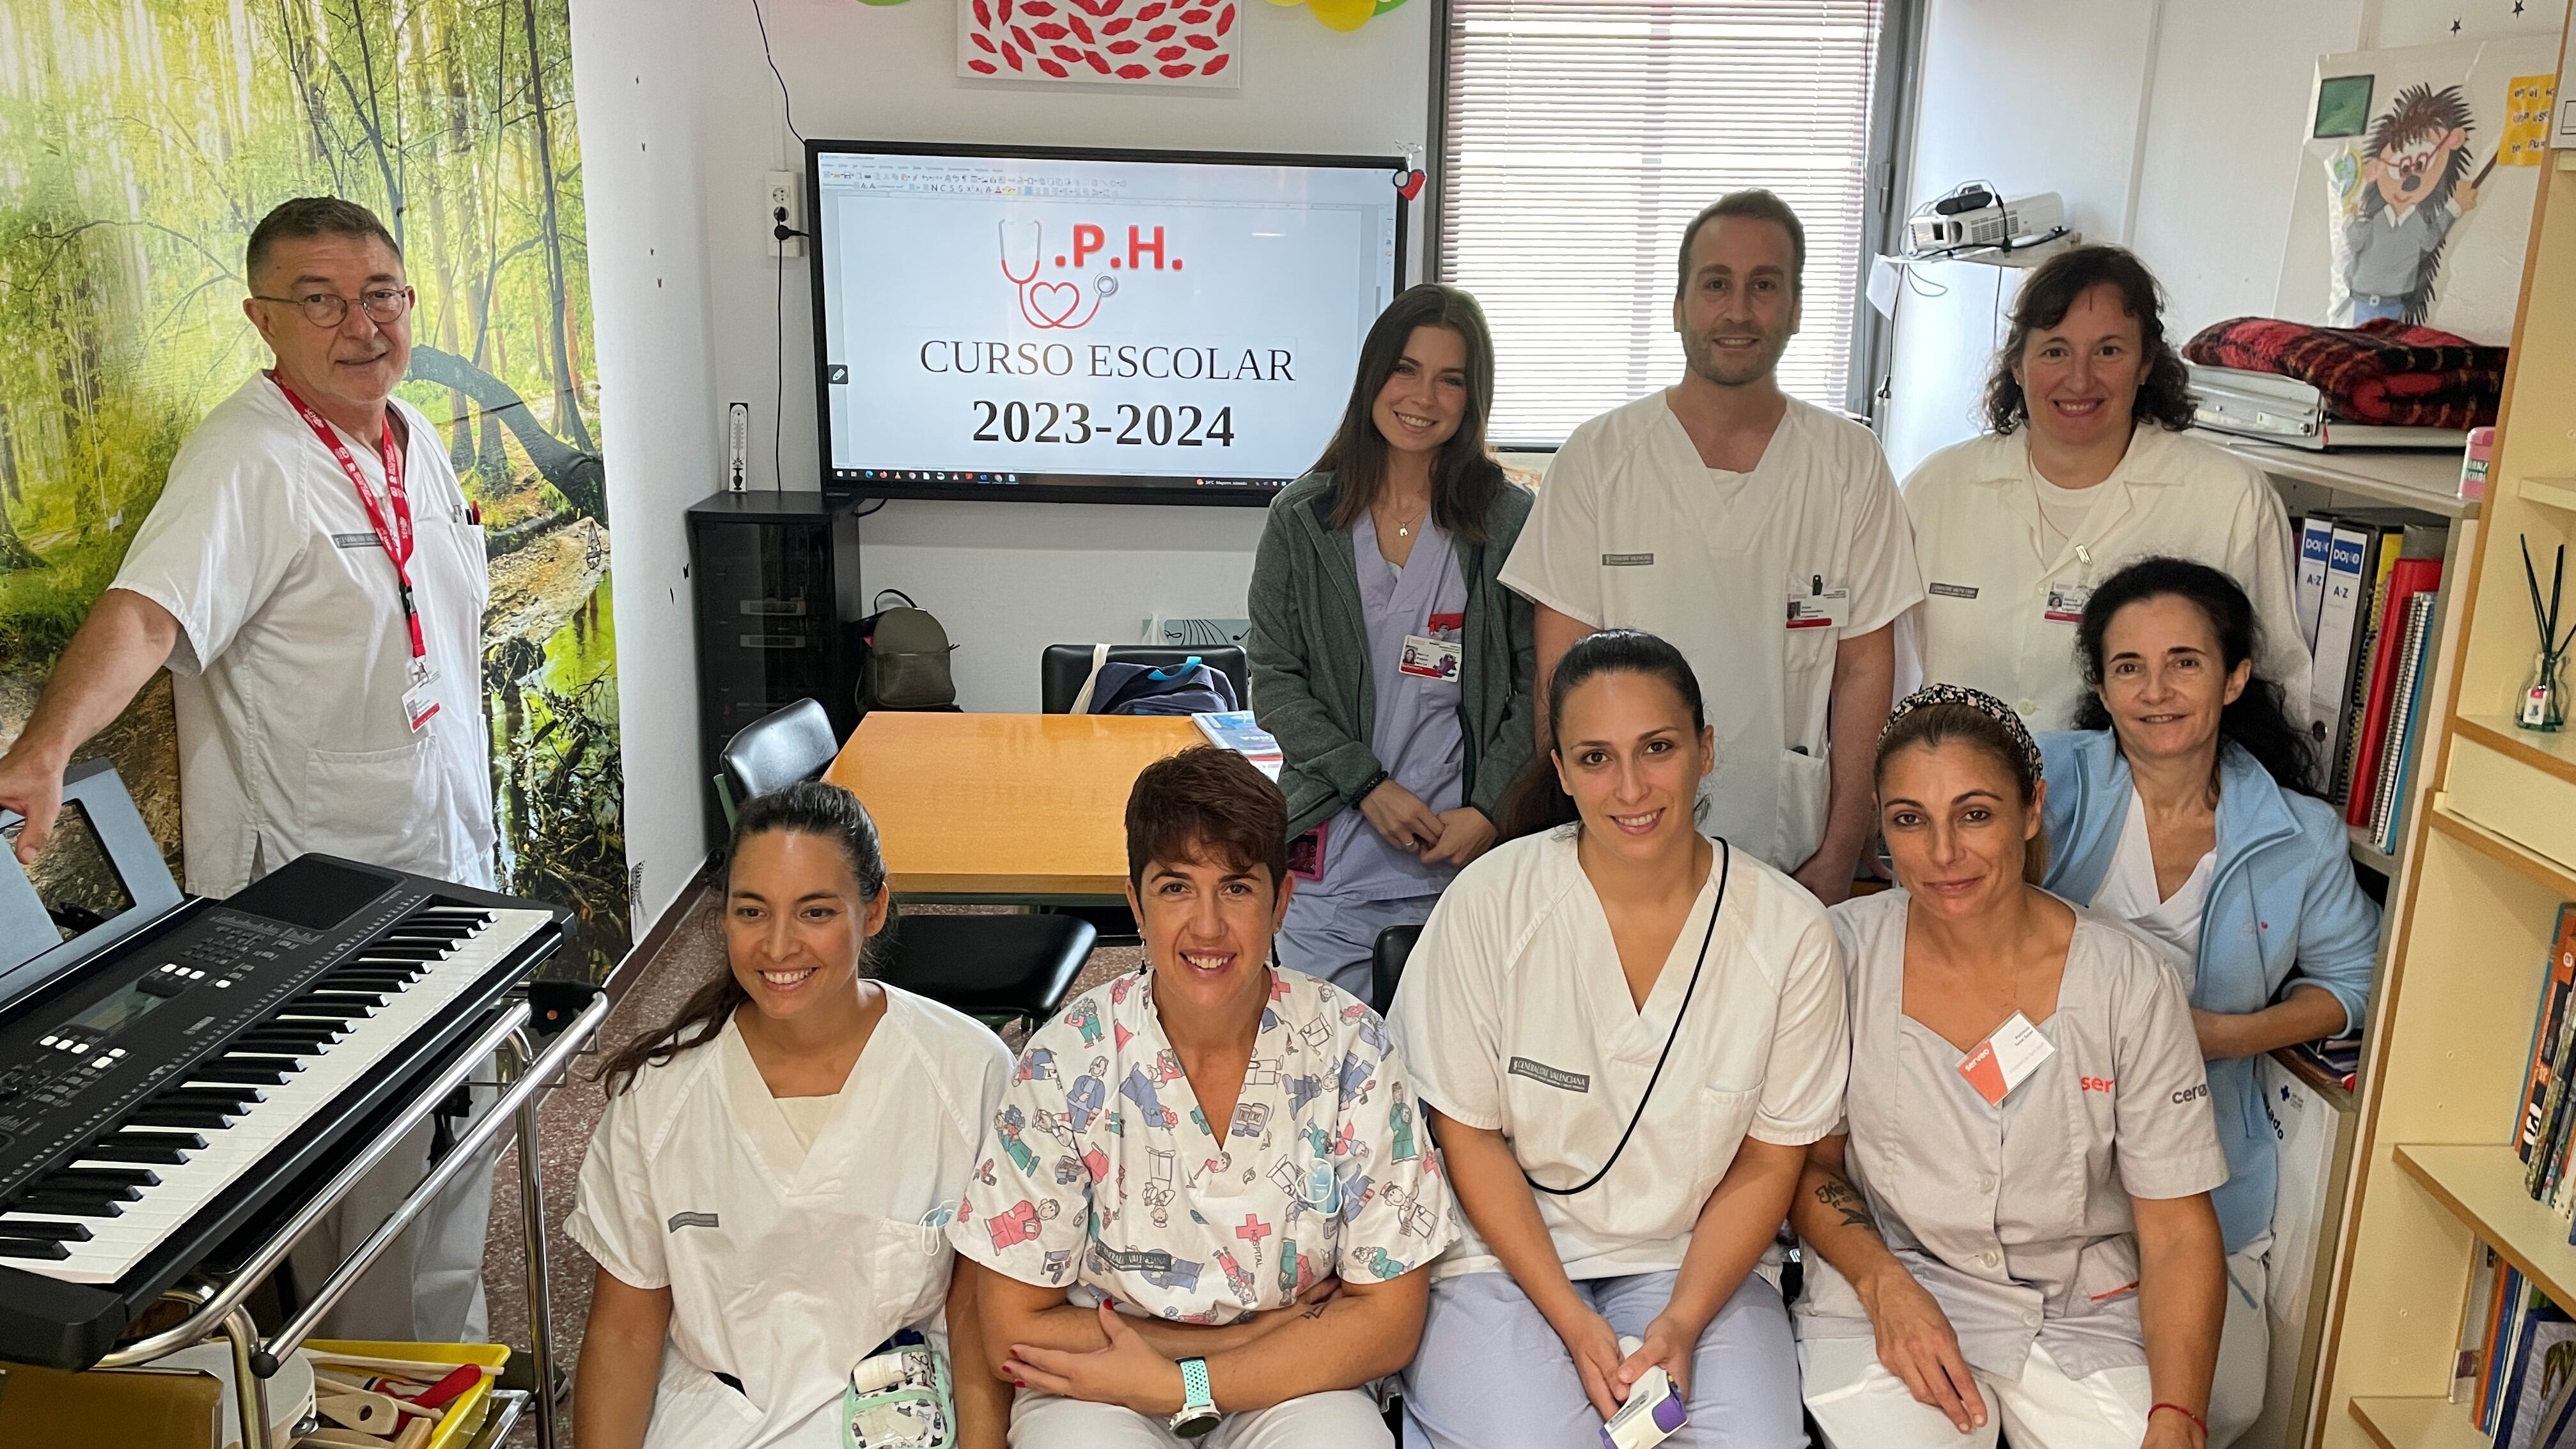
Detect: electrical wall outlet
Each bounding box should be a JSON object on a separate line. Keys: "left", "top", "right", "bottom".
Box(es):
{"left": 766, "top": 169, "right": 804, "bottom": 258}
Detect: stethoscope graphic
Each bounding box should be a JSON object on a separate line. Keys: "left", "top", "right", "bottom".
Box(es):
{"left": 998, "top": 219, "right": 1112, "bottom": 330}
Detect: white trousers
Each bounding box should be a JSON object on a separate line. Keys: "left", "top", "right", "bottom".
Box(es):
{"left": 1008, "top": 1388, "right": 1390, "bottom": 1448}
{"left": 287, "top": 1080, "right": 499, "bottom": 1342}
{"left": 1800, "top": 1338, "right": 2151, "bottom": 1449}
{"left": 2208, "top": 1239, "right": 2271, "bottom": 1449}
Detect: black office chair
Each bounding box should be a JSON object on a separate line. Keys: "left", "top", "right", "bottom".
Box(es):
{"left": 1039, "top": 644, "right": 1249, "bottom": 716}
{"left": 1371, "top": 923, "right": 1423, "bottom": 1017}
{"left": 720, "top": 700, "right": 1095, "bottom": 1033}
{"left": 875, "top": 909, "right": 1095, "bottom": 1033}
{"left": 716, "top": 699, "right": 838, "bottom": 825}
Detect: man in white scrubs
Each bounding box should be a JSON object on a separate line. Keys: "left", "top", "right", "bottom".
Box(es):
{"left": 0, "top": 197, "right": 501, "bottom": 1342}
{"left": 1502, "top": 190, "right": 1923, "bottom": 903}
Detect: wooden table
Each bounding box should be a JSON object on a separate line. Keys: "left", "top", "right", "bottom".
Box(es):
{"left": 824, "top": 712, "right": 1204, "bottom": 901}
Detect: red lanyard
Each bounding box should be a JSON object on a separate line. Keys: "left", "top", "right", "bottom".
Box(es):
{"left": 272, "top": 373, "right": 424, "bottom": 662}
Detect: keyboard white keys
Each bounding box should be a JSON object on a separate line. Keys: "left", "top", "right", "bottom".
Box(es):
{"left": 1, "top": 908, "right": 551, "bottom": 1283}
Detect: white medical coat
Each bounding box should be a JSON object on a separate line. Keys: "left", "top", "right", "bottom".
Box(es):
{"left": 1390, "top": 827, "right": 1849, "bottom": 1281}
{"left": 566, "top": 989, "right": 1011, "bottom": 1449}
{"left": 1902, "top": 426, "right": 2309, "bottom": 731}
{"left": 1501, "top": 391, "right": 1922, "bottom": 869}
{"left": 109, "top": 372, "right": 494, "bottom": 896}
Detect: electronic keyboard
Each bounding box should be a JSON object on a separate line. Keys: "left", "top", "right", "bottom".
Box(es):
{"left": 0, "top": 762, "right": 570, "bottom": 1369}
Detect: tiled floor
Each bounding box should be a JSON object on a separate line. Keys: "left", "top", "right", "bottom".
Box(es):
{"left": 473, "top": 893, "right": 1138, "bottom": 1443}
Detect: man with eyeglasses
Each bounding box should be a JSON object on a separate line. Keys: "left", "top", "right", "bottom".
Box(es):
{"left": 0, "top": 196, "right": 501, "bottom": 1344}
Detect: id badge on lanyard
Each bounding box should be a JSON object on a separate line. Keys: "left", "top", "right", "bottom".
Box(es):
{"left": 273, "top": 375, "right": 439, "bottom": 732}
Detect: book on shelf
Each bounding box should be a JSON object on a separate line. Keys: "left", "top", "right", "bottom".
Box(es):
{"left": 2522, "top": 903, "right": 2576, "bottom": 1165}
{"left": 2290, "top": 1034, "right": 2362, "bottom": 1091}
{"left": 2487, "top": 1266, "right": 2529, "bottom": 1430}
{"left": 1191, "top": 711, "right": 1283, "bottom": 780}
{"left": 2295, "top": 513, "right": 2334, "bottom": 652}
{"left": 2497, "top": 1296, "right": 2576, "bottom": 1449}
{"left": 2346, "top": 561, "right": 2444, "bottom": 826}
{"left": 2461, "top": 1244, "right": 2503, "bottom": 1404}
{"left": 2368, "top": 591, "right": 2440, "bottom": 853}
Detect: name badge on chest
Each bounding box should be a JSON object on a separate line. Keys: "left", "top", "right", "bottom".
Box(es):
{"left": 1958, "top": 1011, "right": 2056, "bottom": 1106}
{"left": 1785, "top": 585, "right": 1849, "bottom": 631}
{"left": 1399, "top": 611, "right": 1465, "bottom": 680}
{"left": 2044, "top": 582, "right": 2094, "bottom": 624}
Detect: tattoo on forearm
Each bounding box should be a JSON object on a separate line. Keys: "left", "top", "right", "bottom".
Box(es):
{"left": 1816, "top": 1177, "right": 1875, "bottom": 1230}
{"left": 1301, "top": 1299, "right": 1331, "bottom": 1320}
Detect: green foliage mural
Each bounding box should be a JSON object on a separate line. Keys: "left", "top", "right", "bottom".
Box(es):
{"left": 0, "top": 0, "right": 628, "bottom": 977}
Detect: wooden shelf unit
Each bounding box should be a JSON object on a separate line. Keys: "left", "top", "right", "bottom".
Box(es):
{"left": 2314, "top": 26, "right": 2576, "bottom": 1446}
{"left": 2203, "top": 369, "right": 2487, "bottom": 1449}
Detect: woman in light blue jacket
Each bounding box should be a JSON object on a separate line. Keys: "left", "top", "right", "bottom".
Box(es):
{"left": 2036, "top": 556, "right": 2379, "bottom": 1448}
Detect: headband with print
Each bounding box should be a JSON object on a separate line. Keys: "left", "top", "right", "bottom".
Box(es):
{"left": 1882, "top": 682, "right": 2045, "bottom": 783}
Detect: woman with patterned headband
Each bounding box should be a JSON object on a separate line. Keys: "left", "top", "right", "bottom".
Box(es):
{"left": 1788, "top": 683, "right": 2227, "bottom": 1449}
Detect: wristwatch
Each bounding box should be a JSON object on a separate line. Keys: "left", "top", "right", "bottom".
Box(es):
{"left": 1169, "top": 1356, "right": 1220, "bottom": 1439}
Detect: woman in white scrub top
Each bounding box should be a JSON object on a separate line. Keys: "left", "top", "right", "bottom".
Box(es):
{"left": 1392, "top": 630, "right": 1850, "bottom": 1448}
{"left": 569, "top": 782, "right": 1013, "bottom": 1449}
{"left": 1903, "top": 244, "right": 2308, "bottom": 729}
{"left": 1789, "top": 684, "right": 2227, "bottom": 1449}
{"left": 2036, "top": 559, "right": 2380, "bottom": 1448}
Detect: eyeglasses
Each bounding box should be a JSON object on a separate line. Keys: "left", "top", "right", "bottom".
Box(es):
{"left": 250, "top": 286, "right": 414, "bottom": 329}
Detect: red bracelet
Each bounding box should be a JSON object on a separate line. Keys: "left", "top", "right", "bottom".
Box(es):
{"left": 2151, "top": 1403, "right": 2209, "bottom": 1437}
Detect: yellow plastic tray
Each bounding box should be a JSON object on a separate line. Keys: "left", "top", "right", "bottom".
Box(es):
{"left": 301, "top": 1338, "right": 511, "bottom": 1449}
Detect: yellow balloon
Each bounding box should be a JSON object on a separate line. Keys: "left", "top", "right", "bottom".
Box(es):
{"left": 1308, "top": 0, "right": 1377, "bottom": 26}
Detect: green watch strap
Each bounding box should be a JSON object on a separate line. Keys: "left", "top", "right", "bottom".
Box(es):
{"left": 1179, "top": 1356, "right": 1214, "bottom": 1412}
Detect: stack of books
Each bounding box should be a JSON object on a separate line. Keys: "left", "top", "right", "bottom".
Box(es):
{"left": 2456, "top": 1246, "right": 2576, "bottom": 1447}
{"left": 2288, "top": 1035, "right": 2363, "bottom": 1092}
{"left": 2295, "top": 509, "right": 2445, "bottom": 853}
{"left": 2509, "top": 907, "right": 2576, "bottom": 1236}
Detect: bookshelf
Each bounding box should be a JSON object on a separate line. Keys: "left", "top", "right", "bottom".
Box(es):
{"left": 2193, "top": 430, "right": 2483, "bottom": 1449}
{"left": 2314, "top": 19, "right": 2576, "bottom": 1445}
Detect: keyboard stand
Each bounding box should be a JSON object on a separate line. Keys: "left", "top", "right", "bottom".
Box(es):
{"left": 79, "top": 989, "right": 609, "bottom": 1449}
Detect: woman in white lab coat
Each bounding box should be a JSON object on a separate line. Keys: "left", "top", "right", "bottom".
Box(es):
{"left": 1903, "top": 244, "right": 2308, "bottom": 729}
{"left": 568, "top": 781, "right": 1013, "bottom": 1449}
{"left": 1391, "top": 629, "right": 1849, "bottom": 1448}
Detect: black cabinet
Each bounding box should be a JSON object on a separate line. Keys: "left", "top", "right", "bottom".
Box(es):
{"left": 685, "top": 492, "right": 864, "bottom": 835}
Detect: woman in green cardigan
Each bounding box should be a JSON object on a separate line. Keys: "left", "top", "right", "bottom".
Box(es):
{"left": 1245, "top": 283, "right": 1537, "bottom": 998}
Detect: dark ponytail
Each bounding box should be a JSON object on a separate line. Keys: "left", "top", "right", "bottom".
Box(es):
{"left": 598, "top": 780, "right": 892, "bottom": 1095}
{"left": 1499, "top": 630, "right": 1708, "bottom": 841}
{"left": 2071, "top": 556, "right": 2320, "bottom": 796}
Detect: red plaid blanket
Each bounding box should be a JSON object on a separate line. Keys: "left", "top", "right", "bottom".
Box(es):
{"left": 2183, "top": 316, "right": 2504, "bottom": 430}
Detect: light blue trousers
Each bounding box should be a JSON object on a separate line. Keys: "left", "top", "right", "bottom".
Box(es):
{"left": 1272, "top": 892, "right": 1437, "bottom": 1005}
{"left": 1400, "top": 1269, "right": 1806, "bottom": 1449}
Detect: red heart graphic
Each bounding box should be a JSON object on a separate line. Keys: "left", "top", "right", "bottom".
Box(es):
{"left": 1028, "top": 281, "right": 1082, "bottom": 324}
{"left": 1396, "top": 169, "right": 1426, "bottom": 200}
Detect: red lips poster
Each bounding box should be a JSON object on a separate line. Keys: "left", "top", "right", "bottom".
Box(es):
{"left": 960, "top": 0, "right": 1241, "bottom": 89}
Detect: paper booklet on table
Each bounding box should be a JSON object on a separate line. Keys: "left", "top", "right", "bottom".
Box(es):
{"left": 1192, "top": 711, "right": 1283, "bottom": 780}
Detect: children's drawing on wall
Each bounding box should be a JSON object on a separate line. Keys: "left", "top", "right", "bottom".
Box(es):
{"left": 2305, "top": 38, "right": 2559, "bottom": 344}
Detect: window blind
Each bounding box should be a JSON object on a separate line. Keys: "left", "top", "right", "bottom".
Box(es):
{"left": 1439, "top": 0, "right": 1889, "bottom": 446}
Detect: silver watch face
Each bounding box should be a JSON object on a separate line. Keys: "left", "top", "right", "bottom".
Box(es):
{"left": 1172, "top": 1406, "right": 1222, "bottom": 1439}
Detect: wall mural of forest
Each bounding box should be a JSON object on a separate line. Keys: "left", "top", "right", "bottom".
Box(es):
{"left": 0, "top": 0, "right": 628, "bottom": 978}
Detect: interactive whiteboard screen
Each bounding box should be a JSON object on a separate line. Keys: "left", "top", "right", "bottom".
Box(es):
{"left": 808, "top": 143, "right": 1405, "bottom": 505}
